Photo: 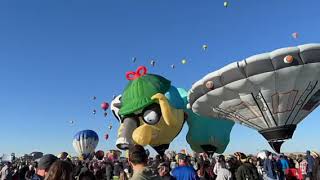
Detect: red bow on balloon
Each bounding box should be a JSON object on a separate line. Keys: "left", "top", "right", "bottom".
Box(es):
{"left": 126, "top": 66, "right": 147, "bottom": 80}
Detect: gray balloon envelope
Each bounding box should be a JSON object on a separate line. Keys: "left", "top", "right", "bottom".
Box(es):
{"left": 188, "top": 43, "right": 320, "bottom": 153}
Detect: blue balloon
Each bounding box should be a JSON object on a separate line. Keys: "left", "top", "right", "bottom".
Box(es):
{"left": 73, "top": 130, "right": 99, "bottom": 159}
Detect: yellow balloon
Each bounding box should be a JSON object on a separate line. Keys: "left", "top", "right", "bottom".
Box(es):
{"left": 181, "top": 59, "right": 187, "bottom": 64}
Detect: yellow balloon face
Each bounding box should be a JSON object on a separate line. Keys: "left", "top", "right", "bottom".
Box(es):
{"left": 131, "top": 98, "right": 185, "bottom": 147}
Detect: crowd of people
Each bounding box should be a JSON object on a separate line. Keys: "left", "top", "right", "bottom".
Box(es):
{"left": 1, "top": 146, "right": 320, "bottom": 180}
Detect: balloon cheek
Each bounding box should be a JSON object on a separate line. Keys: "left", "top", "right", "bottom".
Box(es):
{"left": 132, "top": 125, "right": 153, "bottom": 146}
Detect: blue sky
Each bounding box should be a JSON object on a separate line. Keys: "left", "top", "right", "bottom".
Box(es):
{"left": 1, "top": 0, "right": 320, "bottom": 156}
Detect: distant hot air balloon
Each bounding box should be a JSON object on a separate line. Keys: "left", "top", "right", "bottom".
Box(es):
{"left": 95, "top": 150, "right": 104, "bottom": 160}
{"left": 73, "top": 130, "right": 99, "bottom": 159}
{"left": 101, "top": 102, "right": 109, "bottom": 111}
{"left": 105, "top": 133, "right": 109, "bottom": 140}
{"left": 181, "top": 59, "right": 187, "bottom": 64}
{"left": 224, "top": 1, "right": 228, "bottom": 7}
{"left": 108, "top": 125, "right": 112, "bottom": 130}
{"left": 132, "top": 57, "right": 137, "bottom": 63}
{"left": 202, "top": 44, "right": 208, "bottom": 51}
{"left": 93, "top": 109, "right": 97, "bottom": 115}
{"left": 92, "top": 96, "right": 97, "bottom": 100}
{"left": 292, "top": 32, "right": 299, "bottom": 39}
{"left": 150, "top": 60, "right": 156, "bottom": 67}
{"left": 189, "top": 43, "right": 320, "bottom": 153}
{"left": 171, "top": 64, "right": 175, "bottom": 69}
{"left": 69, "top": 120, "right": 74, "bottom": 125}
{"left": 104, "top": 112, "right": 108, "bottom": 117}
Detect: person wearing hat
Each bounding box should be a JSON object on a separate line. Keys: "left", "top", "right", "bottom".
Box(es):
{"left": 235, "top": 153, "right": 259, "bottom": 180}
{"left": 128, "top": 145, "right": 160, "bottom": 180}
{"left": 158, "top": 162, "right": 173, "bottom": 180}
{"left": 31, "top": 154, "right": 58, "bottom": 180}
{"left": 171, "top": 153, "right": 199, "bottom": 180}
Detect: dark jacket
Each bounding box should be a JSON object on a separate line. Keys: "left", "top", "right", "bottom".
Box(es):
{"left": 235, "top": 162, "right": 259, "bottom": 180}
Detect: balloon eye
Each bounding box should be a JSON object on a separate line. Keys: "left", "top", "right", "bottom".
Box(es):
{"left": 143, "top": 110, "right": 160, "bottom": 125}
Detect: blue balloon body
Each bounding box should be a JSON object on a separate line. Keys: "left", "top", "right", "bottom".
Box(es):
{"left": 166, "top": 86, "right": 234, "bottom": 154}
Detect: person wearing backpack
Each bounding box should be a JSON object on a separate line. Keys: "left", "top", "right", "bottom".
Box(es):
{"left": 235, "top": 153, "right": 259, "bottom": 180}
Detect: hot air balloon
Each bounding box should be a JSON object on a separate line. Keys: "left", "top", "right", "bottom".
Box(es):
{"left": 101, "top": 102, "right": 109, "bottom": 111}
{"left": 292, "top": 32, "right": 299, "bottom": 39}
{"left": 202, "top": 44, "right": 208, "bottom": 51}
{"left": 132, "top": 57, "right": 137, "bottom": 63}
{"left": 73, "top": 130, "right": 99, "bottom": 159}
{"left": 95, "top": 150, "right": 104, "bottom": 160}
{"left": 92, "top": 96, "right": 97, "bottom": 100}
{"left": 69, "top": 120, "right": 74, "bottom": 125}
{"left": 93, "top": 109, "right": 97, "bottom": 115}
{"left": 181, "top": 59, "right": 187, "bottom": 64}
{"left": 171, "top": 64, "right": 175, "bottom": 69}
{"left": 150, "top": 60, "right": 156, "bottom": 67}
{"left": 104, "top": 112, "right": 108, "bottom": 117}
{"left": 188, "top": 43, "right": 320, "bottom": 153}
{"left": 108, "top": 125, "right": 112, "bottom": 130}
{"left": 224, "top": 1, "right": 228, "bottom": 7}
{"left": 105, "top": 133, "right": 109, "bottom": 140}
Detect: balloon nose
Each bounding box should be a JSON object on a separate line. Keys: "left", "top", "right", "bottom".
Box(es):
{"left": 116, "top": 117, "right": 138, "bottom": 150}
{"left": 116, "top": 137, "right": 131, "bottom": 150}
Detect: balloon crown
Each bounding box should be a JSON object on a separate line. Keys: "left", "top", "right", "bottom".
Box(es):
{"left": 126, "top": 66, "right": 147, "bottom": 80}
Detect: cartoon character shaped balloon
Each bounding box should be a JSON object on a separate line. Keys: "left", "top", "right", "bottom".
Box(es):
{"left": 189, "top": 43, "right": 320, "bottom": 153}
{"left": 111, "top": 66, "right": 234, "bottom": 155}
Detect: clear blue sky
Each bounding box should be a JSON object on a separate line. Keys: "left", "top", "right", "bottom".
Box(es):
{"left": 1, "top": 0, "right": 320, "bottom": 156}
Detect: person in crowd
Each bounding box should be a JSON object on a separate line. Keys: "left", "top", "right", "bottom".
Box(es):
{"left": 78, "top": 170, "right": 96, "bottom": 180}
{"left": 213, "top": 155, "right": 232, "bottom": 180}
{"left": 31, "top": 154, "right": 58, "bottom": 180}
{"left": 44, "top": 160, "right": 73, "bottom": 180}
{"left": 0, "top": 162, "right": 12, "bottom": 180}
{"left": 306, "top": 150, "right": 315, "bottom": 180}
{"left": 171, "top": 153, "right": 199, "bottom": 180}
{"left": 277, "top": 154, "right": 289, "bottom": 180}
{"left": 235, "top": 153, "right": 259, "bottom": 180}
{"left": 263, "top": 152, "right": 278, "bottom": 180}
{"left": 128, "top": 144, "right": 160, "bottom": 180}
{"left": 25, "top": 164, "right": 36, "bottom": 180}
{"left": 157, "top": 162, "right": 173, "bottom": 180}
{"left": 213, "top": 155, "right": 227, "bottom": 176}
{"left": 19, "top": 162, "right": 30, "bottom": 180}
{"left": 104, "top": 161, "right": 113, "bottom": 180}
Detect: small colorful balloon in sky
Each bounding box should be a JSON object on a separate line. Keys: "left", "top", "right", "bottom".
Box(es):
{"left": 104, "top": 112, "right": 108, "bottom": 117}
{"left": 93, "top": 109, "right": 97, "bottom": 115}
{"left": 101, "top": 102, "right": 109, "bottom": 111}
{"left": 181, "top": 59, "right": 187, "bottom": 64}
{"left": 108, "top": 125, "right": 112, "bottom": 130}
{"left": 105, "top": 133, "right": 109, "bottom": 140}
{"left": 292, "top": 32, "right": 299, "bottom": 39}
{"left": 171, "top": 64, "right": 175, "bottom": 69}
{"left": 132, "top": 57, "right": 137, "bottom": 63}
